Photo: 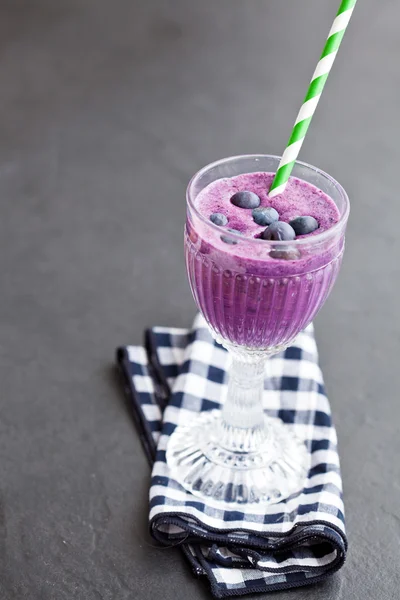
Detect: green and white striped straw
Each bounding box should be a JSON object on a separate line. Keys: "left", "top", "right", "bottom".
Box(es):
{"left": 269, "top": 0, "right": 357, "bottom": 198}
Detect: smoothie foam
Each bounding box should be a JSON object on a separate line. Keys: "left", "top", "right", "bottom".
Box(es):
{"left": 196, "top": 172, "right": 339, "bottom": 238}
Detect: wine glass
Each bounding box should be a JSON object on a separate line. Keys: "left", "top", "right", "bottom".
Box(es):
{"left": 166, "top": 154, "right": 349, "bottom": 504}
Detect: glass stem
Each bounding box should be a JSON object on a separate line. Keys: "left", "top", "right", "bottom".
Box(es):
{"left": 219, "top": 347, "right": 268, "bottom": 453}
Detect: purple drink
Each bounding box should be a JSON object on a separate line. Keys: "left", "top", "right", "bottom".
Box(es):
{"left": 167, "top": 155, "right": 349, "bottom": 504}
{"left": 186, "top": 168, "right": 346, "bottom": 350}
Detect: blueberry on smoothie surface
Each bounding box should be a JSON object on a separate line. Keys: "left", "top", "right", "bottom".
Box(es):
{"left": 252, "top": 206, "right": 279, "bottom": 226}
{"left": 210, "top": 212, "right": 228, "bottom": 226}
{"left": 289, "top": 216, "right": 319, "bottom": 235}
{"left": 221, "top": 228, "right": 242, "bottom": 245}
{"left": 270, "top": 247, "right": 300, "bottom": 261}
{"left": 261, "top": 221, "right": 296, "bottom": 241}
{"left": 230, "top": 191, "right": 261, "bottom": 209}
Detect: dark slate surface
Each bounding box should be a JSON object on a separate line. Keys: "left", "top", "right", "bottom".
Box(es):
{"left": 0, "top": 1, "right": 398, "bottom": 598}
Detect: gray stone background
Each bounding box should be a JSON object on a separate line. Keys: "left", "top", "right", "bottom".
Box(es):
{"left": 0, "top": 1, "right": 398, "bottom": 598}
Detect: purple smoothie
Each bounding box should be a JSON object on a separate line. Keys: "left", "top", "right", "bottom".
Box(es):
{"left": 185, "top": 172, "right": 344, "bottom": 349}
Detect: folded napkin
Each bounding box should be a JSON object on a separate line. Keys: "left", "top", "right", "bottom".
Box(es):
{"left": 116, "top": 315, "right": 347, "bottom": 598}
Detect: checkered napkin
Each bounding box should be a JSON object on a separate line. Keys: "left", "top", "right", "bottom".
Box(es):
{"left": 116, "top": 315, "right": 347, "bottom": 598}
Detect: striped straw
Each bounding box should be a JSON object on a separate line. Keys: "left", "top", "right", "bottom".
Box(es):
{"left": 269, "top": 0, "right": 357, "bottom": 198}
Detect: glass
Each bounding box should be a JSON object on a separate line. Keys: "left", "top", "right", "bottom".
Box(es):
{"left": 166, "top": 155, "right": 349, "bottom": 504}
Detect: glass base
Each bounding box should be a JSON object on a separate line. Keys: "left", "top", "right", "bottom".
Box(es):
{"left": 166, "top": 410, "right": 310, "bottom": 505}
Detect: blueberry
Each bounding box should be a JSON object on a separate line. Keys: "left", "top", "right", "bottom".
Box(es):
{"left": 230, "top": 191, "right": 260, "bottom": 209}
{"left": 252, "top": 206, "right": 279, "bottom": 226}
{"left": 221, "top": 229, "right": 242, "bottom": 245}
{"left": 261, "top": 221, "right": 296, "bottom": 241}
{"left": 210, "top": 212, "right": 228, "bottom": 226}
{"left": 289, "top": 216, "right": 319, "bottom": 236}
{"left": 270, "top": 247, "right": 300, "bottom": 260}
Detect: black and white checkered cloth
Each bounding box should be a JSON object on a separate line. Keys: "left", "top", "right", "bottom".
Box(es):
{"left": 116, "top": 314, "right": 347, "bottom": 598}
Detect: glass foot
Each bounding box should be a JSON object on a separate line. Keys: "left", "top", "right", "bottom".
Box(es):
{"left": 166, "top": 410, "right": 310, "bottom": 504}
